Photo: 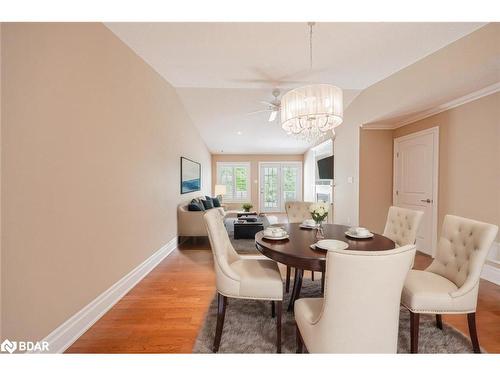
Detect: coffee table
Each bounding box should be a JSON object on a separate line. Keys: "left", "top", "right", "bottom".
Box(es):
{"left": 234, "top": 217, "right": 264, "bottom": 239}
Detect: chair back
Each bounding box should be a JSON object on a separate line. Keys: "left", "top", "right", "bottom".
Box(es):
{"left": 285, "top": 201, "right": 314, "bottom": 223}
{"left": 427, "top": 215, "right": 498, "bottom": 290}
{"left": 203, "top": 209, "right": 241, "bottom": 296}
{"left": 311, "top": 245, "right": 416, "bottom": 353}
{"left": 383, "top": 206, "right": 424, "bottom": 246}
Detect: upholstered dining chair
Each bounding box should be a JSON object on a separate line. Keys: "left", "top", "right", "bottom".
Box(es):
{"left": 383, "top": 206, "right": 424, "bottom": 246}
{"left": 284, "top": 201, "right": 316, "bottom": 289}
{"left": 285, "top": 201, "right": 314, "bottom": 224}
{"left": 295, "top": 244, "right": 416, "bottom": 353}
{"left": 401, "top": 215, "right": 498, "bottom": 353}
{"left": 203, "top": 209, "right": 284, "bottom": 353}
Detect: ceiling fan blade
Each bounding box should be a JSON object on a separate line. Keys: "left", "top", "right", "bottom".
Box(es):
{"left": 260, "top": 100, "right": 279, "bottom": 108}
{"left": 268, "top": 111, "right": 278, "bottom": 122}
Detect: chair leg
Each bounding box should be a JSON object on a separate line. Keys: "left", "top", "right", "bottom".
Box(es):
{"left": 285, "top": 266, "right": 291, "bottom": 293}
{"left": 311, "top": 271, "right": 314, "bottom": 281}
{"left": 213, "top": 293, "right": 227, "bottom": 353}
{"left": 296, "top": 324, "right": 303, "bottom": 353}
{"left": 321, "top": 272, "right": 325, "bottom": 294}
{"left": 410, "top": 312, "right": 420, "bottom": 353}
{"left": 467, "top": 312, "right": 481, "bottom": 353}
{"left": 271, "top": 301, "right": 275, "bottom": 318}
{"left": 436, "top": 314, "right": 443, "bottom": 330}
{"left": 276, "top": 301, "right": 282, "bottom": 353}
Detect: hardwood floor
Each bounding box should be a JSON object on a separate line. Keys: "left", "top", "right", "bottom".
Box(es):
{"left": 67, "top": 234, "right": 500, "bottom": 353}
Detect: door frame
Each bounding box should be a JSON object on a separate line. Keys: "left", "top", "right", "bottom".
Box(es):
{"left": 393, "top": 126, "right": 439, "bottom": 256}
{"left": 258, "top": 161, "right": 303, "bottom": 213}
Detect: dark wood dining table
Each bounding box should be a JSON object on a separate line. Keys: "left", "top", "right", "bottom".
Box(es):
{"left": 255, "top": 223, "right": 396, "bottom": 311}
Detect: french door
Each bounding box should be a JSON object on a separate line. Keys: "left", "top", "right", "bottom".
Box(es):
{"left": 260, "top": 162, "right": 302, "bottom": 212}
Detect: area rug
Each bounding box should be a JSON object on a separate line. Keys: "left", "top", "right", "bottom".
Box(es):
{"left": 193, "top": 279, "right": 480, "bottom": 353}
{"left": 229, "top": 237, "right": 261, "bottom": 255}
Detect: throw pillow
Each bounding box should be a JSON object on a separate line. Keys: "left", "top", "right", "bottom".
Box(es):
{"left": 201, "top": 198, "right": 214, "bottom": 210}
{"left": 212, "top": 196, "right": 221, "bottom": 207}
{"left": 188, "top": 199, "right": 204, "bottom": 211}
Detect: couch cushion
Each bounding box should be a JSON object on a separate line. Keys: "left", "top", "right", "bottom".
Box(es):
{"left": 188, "top": 199, "right": 205, "bottom": 211}
{"left": 201, "top": 198, "right": 214, "bottom": 210}
{"left": 212, "top": 196, "right": 221, "bottom": 207}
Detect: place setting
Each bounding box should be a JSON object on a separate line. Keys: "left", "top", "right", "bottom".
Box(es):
{"left": 299, "top": 218, "right": 317, "bottom": 229}
{"left": 310, "top": 239, "right": 349, "bottom": 252}
{"left": 345, "top": 226, "right": 374, "bottom": 239}
{"left": 262, "top": 226, "right": 289, "bottom": 241}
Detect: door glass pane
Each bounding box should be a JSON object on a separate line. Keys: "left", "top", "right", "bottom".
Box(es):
{"left": 263, "top": 167, "right": 279, "bottom": 209}
{"left": 234, "top": 167, "right": 248, "bottom": 200}
{"left": 282, "top": 166, "right": 298, "bottom": 203}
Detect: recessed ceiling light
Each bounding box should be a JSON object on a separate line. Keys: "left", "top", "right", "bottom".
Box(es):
{"left": 236, "top": 131, "right": 243, "bottom": 135}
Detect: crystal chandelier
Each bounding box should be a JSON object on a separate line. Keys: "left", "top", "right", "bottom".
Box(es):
{"left": 280, "top": 23, "right": 343, "bottom": 141}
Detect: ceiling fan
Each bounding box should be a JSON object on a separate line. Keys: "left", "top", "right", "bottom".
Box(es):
{"left": 247, "top": 88, "right": 281, "bottom": 122}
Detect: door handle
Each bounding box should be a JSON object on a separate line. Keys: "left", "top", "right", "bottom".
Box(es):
{"left": 420, "top": 199, "right": 432, "bottom": 203}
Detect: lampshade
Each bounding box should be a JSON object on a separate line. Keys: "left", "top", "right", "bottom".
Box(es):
{"left": 214, "top": 184, "right": 227, "bottom": 196}
{"left": 280, "top": 84, "right": 343, "bottom": 140}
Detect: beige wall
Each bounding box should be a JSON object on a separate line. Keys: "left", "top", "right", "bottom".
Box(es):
{"left": 211, "top": 154, "right": 303, "bottom": 212}
{"left": 334, "top": 24, "right": 499, "bottom": 228}
{"left": 393, "top": 92, "right": 500, "bottom": 241}
{"left": 1, "top": 23, "right": 211, "bottom": 341}
{"left": 359, "top": 129, "right": 393, "bottom": 233}
{"left": 359, "top": 93, "right": 500, "bottom": 244}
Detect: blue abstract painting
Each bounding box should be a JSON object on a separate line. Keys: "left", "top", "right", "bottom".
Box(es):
{"left": 181, "top": 157, "right": 201, "bottom": 194}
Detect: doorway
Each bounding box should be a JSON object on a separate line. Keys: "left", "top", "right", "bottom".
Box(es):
{"left": 393, "top": 127, "right": 439, "bottom": 256}
{"left": 259, "top": 162, "right": 302, "bottom": 212}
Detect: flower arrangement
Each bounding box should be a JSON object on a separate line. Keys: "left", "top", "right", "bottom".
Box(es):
{"left": 242, "top": 203, "right": 253, "bottom": 212}
{"left": 309, "top": 202, "right": 329, "bottom": 225}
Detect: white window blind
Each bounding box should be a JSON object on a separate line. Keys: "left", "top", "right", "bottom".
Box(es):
{"left": 216, "top": 162, "right": 250, "bottom": 202}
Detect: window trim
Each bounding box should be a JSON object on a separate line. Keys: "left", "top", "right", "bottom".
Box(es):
{"left": 216, "top": 162, "right": 251, "bottom": 203}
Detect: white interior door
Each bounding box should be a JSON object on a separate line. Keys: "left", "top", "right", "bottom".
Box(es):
{"left": 394, "top": 127, "right": 439, "bottom": 256}
{"left": 260, "top": 162, "right": 302, "bottom": 212}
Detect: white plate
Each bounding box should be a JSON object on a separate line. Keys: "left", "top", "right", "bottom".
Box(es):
{"left": 315, "top": 239, "right": 349, "bottom": 251}
{"left": 345, "top": 231, "right": 374, "bottom": 239}
{"left": 299, "top": 224, "right": 316, "bottom": 229}
{"left": 263, "top": 234, "right": 289, "bottom": 240}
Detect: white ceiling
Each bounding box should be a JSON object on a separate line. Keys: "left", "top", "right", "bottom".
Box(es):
{"left": 106, "top": 22, "right": 485, "bottom": 154}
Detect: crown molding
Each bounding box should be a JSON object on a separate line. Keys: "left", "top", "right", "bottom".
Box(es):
{"left": 362, "top": 82, "right": 500, "bottom": 130}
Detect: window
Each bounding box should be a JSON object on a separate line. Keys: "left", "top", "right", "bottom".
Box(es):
{"left": 216, "top": 162, "right": 250, "bottom": 202}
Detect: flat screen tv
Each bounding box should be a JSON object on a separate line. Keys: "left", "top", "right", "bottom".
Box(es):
{"left": 317, "top": 155, "right": 333, "bottom": 180}
{"left": 180, "top": 157, "right": 201, "bottom": 194}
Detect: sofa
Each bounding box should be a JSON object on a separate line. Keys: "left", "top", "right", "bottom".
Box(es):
{"left": 177, "top": 198, "right": 226, "bottom": 239}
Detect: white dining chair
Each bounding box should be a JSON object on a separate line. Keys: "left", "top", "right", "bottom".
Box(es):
{"left": 203, "top": 209, "right": 284, "bottom": 352}
{"left": 401, "top": 214, "right": 498, "bottom": 353}
{"left": 383, "top": 206, "right": 424, "bottom": 246}
{"left": 295, "top": 244, "right": 416, "bottom": 353}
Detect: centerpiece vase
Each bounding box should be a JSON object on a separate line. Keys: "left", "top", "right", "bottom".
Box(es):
{"left": 315, "top": 221, "right": 325, "bottom": 239}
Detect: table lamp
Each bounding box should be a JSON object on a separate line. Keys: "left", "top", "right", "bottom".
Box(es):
{"left": 214, "top": 184, "right": 227, "bottom": 202}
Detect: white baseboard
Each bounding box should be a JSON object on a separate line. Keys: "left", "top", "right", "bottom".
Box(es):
{"left": 41, "top": 237, "right": 178, "bottom": 353}
{"left": 481, "top": 241, "right": 499, "bottom": 286}
{"left": 481, "top": 264, "right": 500, "bottom": 285}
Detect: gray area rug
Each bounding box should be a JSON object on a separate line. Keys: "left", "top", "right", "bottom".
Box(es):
{"left": 193, "top": 279, "right": 479, "bottom": 353}
{"left": 230, "top": 237, "right": 261, "bottom": 255}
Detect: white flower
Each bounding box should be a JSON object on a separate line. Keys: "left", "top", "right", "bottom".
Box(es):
{"left": 309, "top": 201, "right": 329, "bottom": 216}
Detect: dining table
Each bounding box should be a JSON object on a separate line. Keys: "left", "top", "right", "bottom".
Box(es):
{"left": 255, "top": 223, "right": 396, "bottom": 311}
